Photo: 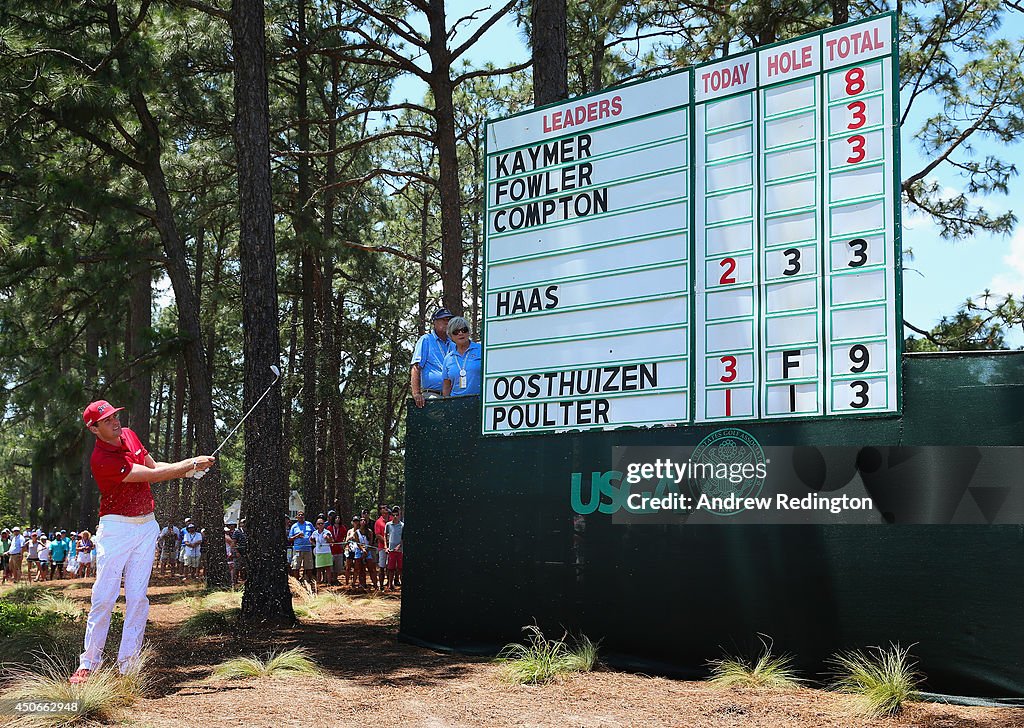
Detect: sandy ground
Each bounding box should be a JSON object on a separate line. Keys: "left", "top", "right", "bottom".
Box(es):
{"left": 3, "top": 575, "right": 1021, "bottom": 728}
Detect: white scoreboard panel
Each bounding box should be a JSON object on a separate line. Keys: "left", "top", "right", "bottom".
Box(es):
{"left": 482, "top": 13, "right": 900, "bottom": 435}
{"left": 484, "top": 72, "right": 693, "bottom": 434}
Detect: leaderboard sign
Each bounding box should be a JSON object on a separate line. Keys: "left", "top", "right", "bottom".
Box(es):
{"left": 482, "top": 14, "right": 900, "bottom": 435}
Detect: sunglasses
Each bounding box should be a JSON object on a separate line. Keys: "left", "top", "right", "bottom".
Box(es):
{"left": 452, "top": 327, "right": 469, "bottom": 335}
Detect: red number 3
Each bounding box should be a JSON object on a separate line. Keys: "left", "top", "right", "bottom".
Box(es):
{"left": 846, "top": 135, "right": 866, "bottom": 164}
{"left": 720, "top": 356, "right": 738, "bottom": 383}
{"left": 847, "top": 100, "right": 866, "bottom": 129}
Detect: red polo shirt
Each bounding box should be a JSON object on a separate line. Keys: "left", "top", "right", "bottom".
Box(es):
{"left": 91, "top": 427, "right": 155, "bottom": 517}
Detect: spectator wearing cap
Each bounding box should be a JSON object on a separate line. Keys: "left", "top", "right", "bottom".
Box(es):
{"left": 49, "top": 530, "right": 69, "bottom": 580}
{"left": 36, "top": 535, "right": 50, "bottom": 582}
{"left": 410, "top": 307, "right": 455, "bottom": 407}
{"left": 442, "top": 316, "right": 482, "bottom": 398}
{"left": 327, "top": 515, "right": 345, "bottom": 585}
{"left": 345, "top": 515, "right": 369, "bottom": 588}
{"left": 7, "top": 526, "right": 25, "bottom": 583}
{"left": 26, "top": 531, "right": 41, "bottom": 581}
{"left": 374, "top": 506, "right": 391, "bottom": 586}
{"left": 288, "top": 511, "right": 315, "bottom": 584}
{"left": 158, "top": 522, "right": 180, "bottom": 576}
{"left": 385, "top": 507, "right": 404, "bottom": 590}
{"left": 178, "top": 518, "right": 192, "bottom": 569}
{"left": 78, "top": 531, "right": 95, "bottom": 579}
{"left": 181, "top": 523, "right": 203, "bottom": 581}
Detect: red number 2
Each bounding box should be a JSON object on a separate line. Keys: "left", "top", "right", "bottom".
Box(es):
{"left": 719, "top": 257, "right": 737, "bottom": 285}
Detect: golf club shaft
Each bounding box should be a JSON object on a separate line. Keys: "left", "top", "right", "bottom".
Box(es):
{"left": 212, "top": 371, "right": 281, "bottom": 456}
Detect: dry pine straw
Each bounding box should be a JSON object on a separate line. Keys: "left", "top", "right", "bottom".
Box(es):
{"left": 10, "top": 577, "right": 1022, "bottom": 728}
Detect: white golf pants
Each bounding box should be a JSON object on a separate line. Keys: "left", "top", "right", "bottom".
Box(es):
{"left": 79, "top": 515, "right": 160, "bottom": 672}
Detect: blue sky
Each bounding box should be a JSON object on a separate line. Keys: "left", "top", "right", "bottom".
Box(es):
{"left": 392, "top": 3, "right": 1024, "bottom": 347}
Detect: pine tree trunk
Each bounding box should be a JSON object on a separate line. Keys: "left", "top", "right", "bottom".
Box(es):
{"left": 105, "top": 0, "right": 226, "bottom": 586}
{"left": 79, "top": 325, "right": 99, "bottom": 530}
{"left": 426, "top": 1, "right": 464, "bottom": 315}
{"left": 233, "top": 0, "right": 294, "bottom": 623}
{"left": 831, "top": 0, "right": 849, "bottom": 25}
{"left": 128, "top": 260, "right": 152, "bottom": 441}
{"left": 531, "top": 0, "right": 568, "bottom": 105}
{"left": 419, "top": 191, "right": 430, "bottom": 335}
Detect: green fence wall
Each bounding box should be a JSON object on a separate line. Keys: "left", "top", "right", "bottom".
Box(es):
{"left": 401, "top": 352, "right": 1024, "bottom": 698}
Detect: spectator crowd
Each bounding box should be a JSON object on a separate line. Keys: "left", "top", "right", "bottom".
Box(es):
{"left": 1, "top": 526, "right": 96, "bottom": 584}
{"left": 3, "top": 504, "right": 405, "bottom": 594}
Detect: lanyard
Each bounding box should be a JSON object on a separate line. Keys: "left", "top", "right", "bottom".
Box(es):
{"left": 455, "top": 346, "right": 472, "bottom": 374}
{"left": 431, "top": 334, "right": 449, "bottom": 369}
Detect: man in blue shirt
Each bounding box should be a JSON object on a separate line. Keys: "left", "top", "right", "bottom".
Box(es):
{"left": 288, "top": 511, "right": 315, "bottom": 583}
{"left": 49, "top": 530, "right": 69, "bottom": 580}
{"left": 410, "top": 307, "right": 454, "bottom": 408}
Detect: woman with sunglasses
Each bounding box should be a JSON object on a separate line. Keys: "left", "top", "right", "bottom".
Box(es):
{"left": 442, "top": 316, "right": 482, "bottom": 397}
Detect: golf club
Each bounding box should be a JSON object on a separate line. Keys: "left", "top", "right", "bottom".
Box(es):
{"left": 189, "top": 364, "right": 282, "bottom": 478}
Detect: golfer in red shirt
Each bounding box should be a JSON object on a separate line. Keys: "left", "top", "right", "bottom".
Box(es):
{"left": 70, "top": 400, "right": 215, "bottom": 684}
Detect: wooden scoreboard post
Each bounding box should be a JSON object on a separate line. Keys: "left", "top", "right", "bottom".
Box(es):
{"left": 482, "top": 13, "right": 900, "bottom": 435}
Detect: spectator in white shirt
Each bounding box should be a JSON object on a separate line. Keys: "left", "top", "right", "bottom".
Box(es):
{"left": 181, "top": 524, "right": 203, "bottom": 581}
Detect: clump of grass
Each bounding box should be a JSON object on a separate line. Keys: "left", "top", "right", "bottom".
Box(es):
{"left": 35, "top": 593, "right": 84, "bottom": 618}
{"left": 0, "top": 622, "right": 84, "bottom": 668}
{"left": 4, "top": 584, "right": 51, "bottom": 604}
{"left": 829, "top": 643, "right": 921, "bottom": 717}
{"left": 707, "top": 635, "right": 801, "bottom": 689}
{"left": 211, "top": 647, "right": 322, "bottom": 680}
{"left": 0, "top": 596, "right": 92, "bottom": 668}
{"left": 496, "top": 624, "right": 600, "bottom": 684}
{"left": 286, "top": 578, "right": 348, "bottom": 620}
{"left": 2, "top": 654, "right": 150, "bottom": 726}
{"left": 175, "top": 588, "right": 241, "bottom": 613}
{"left": 177, "top": 607, "right": 239, "bottom": 638}
{"left": 197, "top": 590, "right": 243, "bottom": 611}
{"left": 288, "top": 576, "right": 315, "bottom": 601}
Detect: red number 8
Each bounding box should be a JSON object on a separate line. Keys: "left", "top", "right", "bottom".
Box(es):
{"left": 844, "top": 67, "right": 865, "bottom": 95}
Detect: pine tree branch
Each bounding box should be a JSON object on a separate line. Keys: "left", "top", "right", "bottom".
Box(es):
{"left": 454, "top": 59, "right": 532, "bottom": 85}
{"left": 33, "top": 105, "right": 144, "bottom": 172}
{"left": 341, "top": 0, "right": 427, "bottom": 49}
{"left": 276, "top": 128, "right": 434, "bottom": 159}
{"left": 310, "top": 167, "right": 437, "bottom": 200}
{"left": 339, "top": 241, "right": 440, "bottom": 273}
{"left": 902, "top": 96, "right": 1002, "bottom": 189}
{"left": 169, "top": 0, "right": 230, "bottom": 21}
{"left": 451, "top": 0, "right": 520, "bottom": 62}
